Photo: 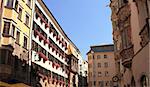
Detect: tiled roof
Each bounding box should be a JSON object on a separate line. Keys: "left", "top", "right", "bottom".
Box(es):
{"left": 87, "top": 44, "right": 114, "bottom": 54}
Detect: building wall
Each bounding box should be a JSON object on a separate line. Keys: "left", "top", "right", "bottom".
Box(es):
{"left": 110, "top": 0, "right": 150, "bottom": 87}
{"left": 87, "top": 45, "right": 116, "bottom": 87}
{"left": 0, "top": 0, "right": 33, "bottom": 85}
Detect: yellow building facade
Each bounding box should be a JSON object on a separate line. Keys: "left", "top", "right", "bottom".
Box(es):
{"left": 0, "top": 0, "right": 34, "bottom": 85}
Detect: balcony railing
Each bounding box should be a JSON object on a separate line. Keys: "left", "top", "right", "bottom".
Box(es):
{"left": 37, "top": 52, "right": 48, "bottom": 61}
{"left": 35, "top": 12, "right": 49, "bottom": 29}
{"left": 120, "top": 45, "right": 134, "bottom": 68}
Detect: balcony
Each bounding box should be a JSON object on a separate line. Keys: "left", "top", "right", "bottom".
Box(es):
{"left": 35, "top": 12, "right": 49, "bottom": 29}
{"left": 120, "top": 45, "right": 134, "bottom": 68}
{"left": 139, "top": 19, "right": 150, "bottom": 47}
{"left": 2, "top": 34, "right": 15, "bottom": 46}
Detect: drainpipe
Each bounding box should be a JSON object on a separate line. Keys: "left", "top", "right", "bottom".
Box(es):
{"left": 29, "top": 0, "right": 36, "bottom": 85}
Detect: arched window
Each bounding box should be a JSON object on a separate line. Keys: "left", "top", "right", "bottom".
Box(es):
{"left": 141, "top": 75, "right": 149, "bottom": 87}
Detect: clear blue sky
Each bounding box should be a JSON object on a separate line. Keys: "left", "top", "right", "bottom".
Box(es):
{"left": 43, "top": 0, "right": 113, "bottom": 60}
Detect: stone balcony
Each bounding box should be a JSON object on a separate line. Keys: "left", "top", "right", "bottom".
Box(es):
{"left": 120, "top": 45, "right": 134, "bottom": 68}
{"left": 139, "top": 18, "right": 150, "bottom": 47}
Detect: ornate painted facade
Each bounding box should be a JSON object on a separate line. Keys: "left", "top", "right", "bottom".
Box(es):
{"left": 110, "top": 0, "right": 150, "bottom": 86}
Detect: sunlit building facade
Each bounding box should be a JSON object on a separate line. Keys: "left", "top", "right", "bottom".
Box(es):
{"left": 87, "top": 44, "right": 116, "bottom": 87}
{"left": 30, "top": 0, "right": 80, "bottom": 87}
{"left": 0, "top": 0, "right": 33, "bottom": 86}
{"left": 78, "top": 59, "right": 88, "bottom": 87}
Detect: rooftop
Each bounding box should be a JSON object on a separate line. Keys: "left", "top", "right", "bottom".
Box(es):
{"left": 87, "top": 44, "right": 114, "bottom": 54}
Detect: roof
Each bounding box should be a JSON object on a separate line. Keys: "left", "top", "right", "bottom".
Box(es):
{"left": 87, "top": 44, "right": 114, "bottom": 54}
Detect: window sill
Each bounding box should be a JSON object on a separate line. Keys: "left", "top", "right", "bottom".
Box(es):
{"left": 4, "top": 6, "right": 13, "bottom": 9}
{"left": 18, "top": 17, "right": 22, "bottom": 22}
{"left": 23, "top": 46, "right": 28, "bottom": 51}
{"left": 26, "top": 4, "right": 32, "bottom": 10}
{"left": 15, "top": 42, "right": 21, "bottom": 46}
{"left": 2, "top": 34, "right": 15, "bottom": 39}
{"left": 24, "top": 23, "right": 30, "bottom": 28}
{"left": 14, "top": 8, "right": 19, "bottom": 14}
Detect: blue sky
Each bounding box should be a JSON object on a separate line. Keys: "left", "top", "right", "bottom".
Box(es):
{"left": 43, "top": 0, "right": 113, "bottom": 60}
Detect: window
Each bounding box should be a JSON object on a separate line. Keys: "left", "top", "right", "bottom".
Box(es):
{"left": 0, "top": 49, "right": 12, "bottom": 65}
{"left": 94, "top": 81, "right": 96, "bottom": 86}
{"left": 98, "top": 72, "right": 102, "bottom": 77}
{"left": 105, "top": 71, "right": 109, "bottom": 77}
{"left": 6, "top": 0, "right": 14, "bottom": 8}
{"left": 3, "top": 21, "right": 10, "bottom": 35}
{"left": 14, "top": 0, "right": 18, "bottom": 10}
{"left": 97, "top": 55, "right": 101, "bottom": 59}
{"left": 99, "top": 81, "right": 104, "bottom": 87}
{"left": 11, "top": 24, "right": 15, "bottom": 36}
{"left": 105, "top": 81, "right": 109, "bottom": 86}
{"left": 23, "top": 36, "right": 27, "bottom": 49}
{"left": 32, "top": 41, "right": 38, "bottom": 51}
{"left": 104, "top": 62, "right": 108, "bottom": 68}
{"left": 93, "top": 55, "right": 95, "bottom": 59}
{"left": 121, "top": 27, "right": 132, "bottom": 49}
{"left": 25, "top": 14, "right": 29, "bottom": 26}
{"left": 16, "top": 31, "right": 20, "bottom": 44}
{"left": 98, "top": 63, "right": 101, "bottom": 68}
{"left": 104, "top": 55, "right": 107, "bottom": 58}
{"left": 27, "top": 0, "right": 31, "bottom": 7}
{"left": 18, "top": 7, "right": 22, "bottom": 20}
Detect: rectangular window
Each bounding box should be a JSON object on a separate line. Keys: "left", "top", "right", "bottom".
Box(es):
{"left": 104, "top": 55, "right": 107, "bottom": 58}
{"left": 98, "top": 72, "right": 102, "bottom": 77}
{"left": 98, "top": 63, "right": 101, "bottom": 68}
{"left": 3, "top": 21, "right": 10, "bottom": 35}
{"left": 0, "top": 49, "right": 12, "bottom": 65}
{"left": 11, "top": 24, "right": 15, "bottom": 36}
{"left": 25, "top": 14, "right": 29, "bottom": 26}
{"left": 105, "top": 71, "right": 109, "bottom": 77}
{"left": 27, "top": 0, "right": 31, "bottom": 7}
{"left": 99, "top": 81, "right": 104, "bottom": 87}
{"left": 97, "top": 55, "right": 101, "bottom": 59}
{"left": 14, "top": 0, "right": 18, "bottom": 10}
{"left": 18, "top": 7, "right": 22, "bottom": 20}
{"left": 121, "top": 27, "right": 132, "bottom": 49}
{"left": 94, "top": 81, "right": 96, "bottom": 86}
{"left": 104, "top": 62, "right": 108, "bottom": 68}
{"left": 6, "top": 0, "right": 14, "bottom": 8}
{"left": 16, "top": 31, "right": 20, "bottom": 44}
{"left": 23, "top": 36, "right": 27, "bottom": 49}
{"left": 105, "top": 81, "right": 109, "bottom": 86}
